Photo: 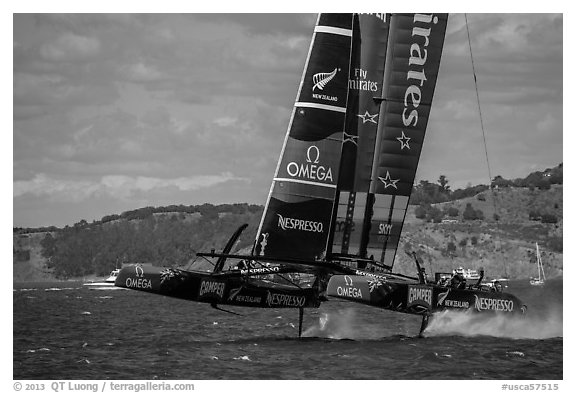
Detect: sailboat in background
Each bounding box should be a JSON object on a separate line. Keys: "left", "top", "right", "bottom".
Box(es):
{"left": 530, "top": 243, "right": 546, "bottom": 286}
{"left": 115, "top": 13, "right": 526, "bottom": 336}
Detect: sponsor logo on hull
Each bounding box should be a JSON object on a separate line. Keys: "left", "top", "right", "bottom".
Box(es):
{"left": 266, "top": 291, "right": 306, "bottom": 307}
{"left": 125, "top": 277, "right": 152, "bottom": 290}
{"left": 228, "top": 287, "right": 262, "bottom": 304}
{"left": 125, "top": 265, "right": 152, "bottom": 289}
{"left": 474, "top": 295, "right": 514, "bottom": 312}
{"left": 240, "top": 266, "right": 280, "bottom": 275}
{"left": 199, "top": 280, "right": 226, "bottom": 301}
{"left": 408, "top": 285, "right": 432, "bottom": 309}
{"left": 437, "top": 290, "right": 470, "bottom": 309}
{"left": 335, "top": 275, "right": 364, "bottom": 299}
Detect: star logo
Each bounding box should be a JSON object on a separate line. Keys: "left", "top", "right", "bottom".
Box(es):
{"left": 357, "top": 111, "right": 378, "bottom": 124}
{"left": 343, "top": 131, "right": 358, "bottom": 146}
{"left": 396, "top": 131, "right": 411, "bottom": 150}
{"left": 378, "top": 171, "right": 400, "bottom": 189}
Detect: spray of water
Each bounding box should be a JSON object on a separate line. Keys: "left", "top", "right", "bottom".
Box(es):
{"left": 302, "top": 309, "right": 361, "bottom": 339}
{"left": 424, "top": 307, "right": 563, "bottom": 339}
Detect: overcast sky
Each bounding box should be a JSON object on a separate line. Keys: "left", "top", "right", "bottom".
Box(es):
{"left": 12, "top": 13, "right": 563, "bottom": 228}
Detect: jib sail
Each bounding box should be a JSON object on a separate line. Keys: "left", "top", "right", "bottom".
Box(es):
{"left": 361, "top": 13, "right": 448, "bottom": 269}
{"left": 253, "top": 14, "right": 354, "bottom": 261}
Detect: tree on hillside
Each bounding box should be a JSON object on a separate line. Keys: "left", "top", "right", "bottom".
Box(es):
{"left": 447, "top": 206, "right": 459, "bottom": 217}
{"left": 437, "top": 175, "right": 451, "bottom": 194}
{"left": 40, "top": 233, "right": 56, "bottom": 259}
{"left": 492, "top": 175, "right": 512, "bottom": 188}
{"left": 463, "top": 203, "right": 483, "bottom": 221}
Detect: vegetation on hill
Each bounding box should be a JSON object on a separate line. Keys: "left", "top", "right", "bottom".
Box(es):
{"left": 21, "top": 204, "right": 262, "bottom": 279}
{"left": 410, "top": 163, "right": 562, "bottom": 206}
{"left": 13, "top": 165, "right": 562, "bottom": 281}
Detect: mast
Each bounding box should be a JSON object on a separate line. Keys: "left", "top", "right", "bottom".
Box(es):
{"left": 329, "top": 14, "right": 390, "bottom": 262}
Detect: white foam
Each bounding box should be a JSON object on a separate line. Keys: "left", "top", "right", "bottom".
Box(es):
{"left": 424, "top": 308, "right": 563, "bottom": 339}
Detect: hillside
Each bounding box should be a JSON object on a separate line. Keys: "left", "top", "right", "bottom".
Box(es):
{"left": 396, "top": 185, "right": 563, "bottom": 279}
{"left": 14, "top": 185, "right": 563, "bottom": 283}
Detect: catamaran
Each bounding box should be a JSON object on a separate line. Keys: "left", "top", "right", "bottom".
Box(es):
{"left": 115, "top": 13, "right": 526, "bottom": 336}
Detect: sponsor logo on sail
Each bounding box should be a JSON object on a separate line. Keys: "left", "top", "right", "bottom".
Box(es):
{"left": 378, "top": 223, "right": 393, "bottom": 235}
{"left": 199, "top": 280, "right": 226, "bottom": 300}
{"left": 402, "top": 14, "right": 440, "bottom": 129}
{"left": 277, "top": 214, "right": 323, "bottom": 233}
{"left": 408, "top": 285, "right": 432, "bottom": 308}
{"left": 349, "top": 68, "right": 378, "bottom": 92}
{"left": 313, "top": 68, "right": 338, "bottom": 91}
{"left": 474, "top": 295, "right": 514, "bottom": 312}
{"left": 266, "top": 291, "right": 306, "bottom": 307}
{"left": 312, "top": 68, "right": 339, "bottom": 102}
{"left": 286, "top": 145, "right": 334, "bottom": 183}
{"left": 336, "top": 275, "right": 363, "bottom": 299}
{"left": 135, "top": 265, "right": 144, "bottom": 278}
{"left": 358, "top": 13, "right": 387, "bottom": 22}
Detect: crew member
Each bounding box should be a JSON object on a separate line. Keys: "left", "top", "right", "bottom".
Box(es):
{"left": 449, "top": 270, "right": 466, "bottom": 289}
{"left": 492, "top": 280, "right": 503, "bottom": 293}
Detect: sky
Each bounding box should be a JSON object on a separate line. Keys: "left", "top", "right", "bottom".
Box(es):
{"left": 12, "top": 12, "right": 563, "bottom": 228}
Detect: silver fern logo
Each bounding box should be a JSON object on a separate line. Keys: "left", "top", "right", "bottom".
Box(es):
{"left": 312, "top": 68, "right": 338, "bottom": 91}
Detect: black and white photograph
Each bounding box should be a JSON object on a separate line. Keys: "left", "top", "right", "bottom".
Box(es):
{"left": 11, "top": 4, "right": 566, "bottom": 386}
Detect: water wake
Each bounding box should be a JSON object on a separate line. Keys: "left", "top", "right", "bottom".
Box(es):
{"left": 424, "top": 308, "right": 563, "bottom": 339}
{"left": 302, "top": 309, "right": 389, "bottom": 339}
{"left": 302, "top": 309, "right": 358, "bottom": 339}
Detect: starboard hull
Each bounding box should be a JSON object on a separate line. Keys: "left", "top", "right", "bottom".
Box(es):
{"left": 115, "top": 264, "right": 321, "bottom": 309}
{"left": 326, "top": 274, "right": 526, "bottom": 316}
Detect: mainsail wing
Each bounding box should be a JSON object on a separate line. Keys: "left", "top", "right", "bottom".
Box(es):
{"left": 253, "top": 14, "right": 354, "bottom": 261}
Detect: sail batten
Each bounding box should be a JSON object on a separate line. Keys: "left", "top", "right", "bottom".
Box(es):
{"left": 314, "top": 26, "right": 353, "bottom": 37}
{"left": 296, "top": 102, "right": 347, "bottom": 113}
{"left": 273, "top": 178, "right": 338, "bottom": 189}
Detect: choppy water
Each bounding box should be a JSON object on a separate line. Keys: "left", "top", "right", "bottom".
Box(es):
{"left": 13, "top": 278, "right": 562, "bottom": 379}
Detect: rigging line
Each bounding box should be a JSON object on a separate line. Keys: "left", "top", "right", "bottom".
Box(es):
{"left": 465, "top": 14, "right": 500, "bottom": 221}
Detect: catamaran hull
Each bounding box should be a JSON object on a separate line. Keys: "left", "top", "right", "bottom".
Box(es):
{"left": 115, "top": 265, "right": 320, "bottom": 309}
{"left": 326, "top": 274, "right": 526, "bottom": 315}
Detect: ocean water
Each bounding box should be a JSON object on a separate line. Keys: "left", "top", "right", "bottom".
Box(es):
{"left": 13, "top": 278, "right": 562, "bottom": 380}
